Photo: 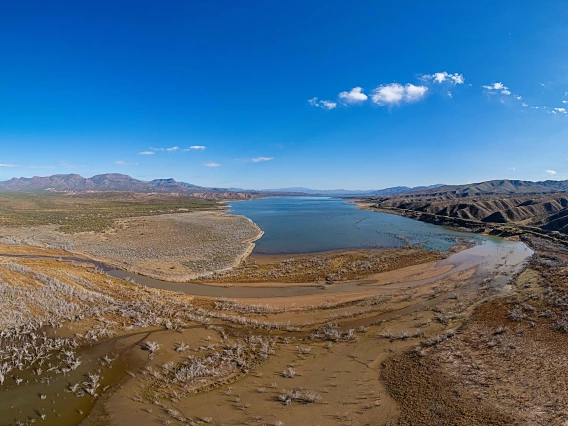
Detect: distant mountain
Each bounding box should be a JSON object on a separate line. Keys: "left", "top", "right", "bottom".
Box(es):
{"left": 396, "top": 179, "right": 568, "bottom": 199}
{"left": 0, "top": 173, "right": 257, "bottom": 199}
{"left": 262, "top": 184, "right": 443, "bottom": 197}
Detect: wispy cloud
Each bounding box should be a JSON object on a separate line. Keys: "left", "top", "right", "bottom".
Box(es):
{"left": 204, "top": 162, "right": 220, "bottom": 167}
{"left": 421, "top": 72, "right": 464, "bottom": 85}
{"left": 114, "top": 160, "right": 138, "bottom": 166}
{"left": 507, "top": 167, "right": 516, "bottom": 171}
{"left": 554, "top": 107, "right": 567, "bottom": 114}
{"left": 28, "top": 165, "right": 57, "bottom": 169}
{"left": 371, "top": 83, "right": 428, "bottom": 106}
{"left": 139, "top": 151, "right": 155, "bottom": 155}
{"left": 545, "top": 170, "right": 557, "bottom": 175}
{"left": 0, "top": 164, "right": 17, "bottom": 167}
{"left": 338, "top": 87, "right": 368, "bottom": 103}
{"left": 308, "top": 97, "right": 337, "bottom": 110}
{"left": 186, "top": 145, "right": 206, "bottom": 150}
{"left": 482, "top": 82, "right": 510, "bottom": 95}
{"left": 166, "top": 146, "right": 179, "bottom": 151}
{"left": 149, "top": 147, "right": 164, "bottom": 151}
{"left": 252, "top": 157, "right": 274, "bottom": 163}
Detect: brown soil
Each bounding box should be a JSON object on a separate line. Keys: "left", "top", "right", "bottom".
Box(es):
{"left": 197, "top": 247, "right": 445, "bottom": 284}
{"left": 0, "top": 223, "right": 553, "bottom": 426}
{"left": 381, "top": 239, "right": 568, "bottom": 425}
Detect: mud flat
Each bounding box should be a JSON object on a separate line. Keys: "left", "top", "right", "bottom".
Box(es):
{"left": 0, "top": 229, "right": 537, "bottom": 426}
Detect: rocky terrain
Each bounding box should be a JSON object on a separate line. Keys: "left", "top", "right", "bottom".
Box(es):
{"left": 365, "top": 181, "right": 568, "bottom": 237}
{"left": 382, "top": 235, "right": 568, "bottom": 425}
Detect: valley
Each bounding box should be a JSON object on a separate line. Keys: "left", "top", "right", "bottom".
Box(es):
{"left": 1, "top": 190, "right": 565, "bottom": 425}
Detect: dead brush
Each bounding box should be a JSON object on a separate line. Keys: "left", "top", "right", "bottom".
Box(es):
{"left": 277, "top": 388, "right": 321, "bottom": 405}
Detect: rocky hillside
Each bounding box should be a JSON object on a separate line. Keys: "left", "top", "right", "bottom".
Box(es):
{"left": 373, "top": 193, "right": 568, "bottom": 234}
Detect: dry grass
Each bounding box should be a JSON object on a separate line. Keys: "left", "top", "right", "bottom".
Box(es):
{"left": 0, "top": 191, "right": 216, "bottom": 233}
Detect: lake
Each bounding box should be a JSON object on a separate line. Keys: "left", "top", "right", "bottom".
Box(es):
{"left": 228, "top": 197, "right": 481, "bottom": 254}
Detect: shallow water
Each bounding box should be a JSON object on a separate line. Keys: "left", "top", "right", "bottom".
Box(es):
{"left": 229, "top": 197, "right": 480, "bottom": 253}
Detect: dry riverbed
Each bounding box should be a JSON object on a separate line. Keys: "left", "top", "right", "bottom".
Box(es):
{"left": 0, "top": 198, "right": 558, "bottom": 426}
{"left": 0, "top": 231, "right": 540, "bottom": 426}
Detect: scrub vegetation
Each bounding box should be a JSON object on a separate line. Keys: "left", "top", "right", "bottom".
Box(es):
{"left": 0, "top": 192, "right": 216, "bottom": 233}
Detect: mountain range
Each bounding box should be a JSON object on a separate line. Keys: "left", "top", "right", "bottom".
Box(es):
{"left": 2, "top": 175, "right": 568, "bottom": 199}
{"left": 0, "top": 174, "right": 262, "bottom": 199}
{"left": 397, "top": 179, "right": 568, "bottom": 198}
{"left": 0, "top": 174, "right": 443, "bottom": 197}
{"left": 259, "top": 185, "right": 443, "bottom": 196}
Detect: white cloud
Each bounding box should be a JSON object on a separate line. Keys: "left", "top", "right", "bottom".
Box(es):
{"left": 188, "top": 145, "right": 206, "bottom": 150}
{"left": 0, "top": 164, "right": 17, "bottom": 167}
{"left": 371, "top": 83, "right": 428, "bottom": 105}
{"left": 204, "top": 162, "right": 220, "bottom": 167}
{"left": 545, "top": 170, "right": 557, "bottom": 175}
{"left": 507, "top": 167, "right": 516, "bottom": 171}
{"left": 447, "top": 91, "right": 453, "bottom": 98}
{"left": 166, "top": 146, "right": 179, "bottom": 151}
{"left": 522, "top": 102, "right": 528, "bottom": 107}
{"left": 252, "top": 157, "right": 274, "bottom": 163}
{"left": 516, "top": 96, "right": 522, "bottom": 100}
{"left": 320, "top": 100, "right": 337, "bottom": 109}
{"left": 482, "top": 82, "right": 507, "bottom": 91}
{"left": 308, "top": 97, "right": 337, "bottom": 110}
{"left": 139, "top": 151, "right": 155, "bottom": 155}
{"left": 114, "top": 160, "right": 138, "bottom": 166}
{"left": 405, "top": 84, "right": 428, "bottom": 102}
{"left": 338, "top": 87, "right": 368, "bottom": 103}
{"left": 554, "top": 108, "right": 567, "bottom": 114}
{"left": 563, "top": 100, "right": 568, "bottom": 104}
{"left": 501, "top": 90, "right": 511, "bottom": 95}
{"left": 422, "top": 72, "right": 464, "bottom": 85}
{"left": 150, "top": 147, "right": 164, "bottom": 151}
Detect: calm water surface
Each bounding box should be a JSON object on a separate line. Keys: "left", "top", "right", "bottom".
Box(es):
{"left": 229, "top": 197, "right": 481, "bottom": 254}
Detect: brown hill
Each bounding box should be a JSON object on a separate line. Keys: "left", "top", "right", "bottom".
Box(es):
{"left": 372, "top": 193, "right": 568, "bottom": 235}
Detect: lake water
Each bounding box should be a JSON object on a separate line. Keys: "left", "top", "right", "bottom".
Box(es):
{"left": 228, "top": 197, "right": 482, "bottom": 254}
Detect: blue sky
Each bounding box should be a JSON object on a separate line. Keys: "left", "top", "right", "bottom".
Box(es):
{"left": 1, "top": 1, "right": 568, "bottom": 189}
